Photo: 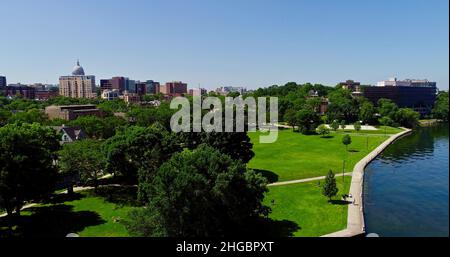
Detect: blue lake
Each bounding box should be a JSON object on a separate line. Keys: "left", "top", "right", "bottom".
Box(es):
{"left": 364, "top": 124, "right": 449, "bottom": 237}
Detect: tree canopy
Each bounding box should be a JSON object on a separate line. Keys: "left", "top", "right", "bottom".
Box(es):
{"left": 125, "top": 144, "right": 269, "bottom": 237}
{"left": 0, "top": 123, "right": 60, "bottom": 216}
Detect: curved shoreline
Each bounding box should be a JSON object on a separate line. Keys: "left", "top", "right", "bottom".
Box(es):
{"left": 322, "top": 128, "right": 413, "bottom": 237}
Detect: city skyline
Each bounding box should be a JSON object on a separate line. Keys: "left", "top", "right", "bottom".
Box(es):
{"left": 1, "top": 0, "right": 449, "bottom": 90}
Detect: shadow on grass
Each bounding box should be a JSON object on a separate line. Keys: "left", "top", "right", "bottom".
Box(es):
{"left": 320, "top": 135, "right": 334, "bottom": 139}
{"left": 348, "top": 149, "right": 360, "bottom": 153}
{"left": 253, "top": 169, "right": 279, "bottom": 183}
{"left": 329, "top": 200, "right": 351, "bottom": 205}
{"left": 44, "top": 192, "right": 84, "bottom": 205}
{"left": 88, "top": 186, "right": 141, "bottom": 207}
{"left": 0, "top": 204, "right": 105, "bottom": 237}
{"left": 242, "top": 217, "right": 300, "bottom": 237}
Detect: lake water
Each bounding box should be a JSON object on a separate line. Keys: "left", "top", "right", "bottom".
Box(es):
{"left": 364, "top": 124, "right": 449, "bottom": 237}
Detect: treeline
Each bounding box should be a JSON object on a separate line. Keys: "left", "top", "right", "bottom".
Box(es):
{"left": 246, "top": 82, "right": 429, "bottom": 133}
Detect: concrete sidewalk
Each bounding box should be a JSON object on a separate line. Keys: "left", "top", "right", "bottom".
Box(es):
{"left": 268, "top": 172, "right": 353, "bottom": 187}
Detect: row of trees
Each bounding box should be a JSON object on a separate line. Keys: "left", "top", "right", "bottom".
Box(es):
{"left": 283, "top": 97, "right": 421, "bottom": 135}
{"left": 246, "top": 82, "right": 428, "bottom": 134}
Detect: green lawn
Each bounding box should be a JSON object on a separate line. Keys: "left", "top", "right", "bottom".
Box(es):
{"left": 248, "top": 129, "right": 390, "bottom": 182}
{"left": 0, "top": 186, "right": 137, "bottom": 237}
{"left": 264, "top": 176, "right": 351, "bottom": 237}
{"left": 333, "top": 126, "right": 403, "bottom": 135}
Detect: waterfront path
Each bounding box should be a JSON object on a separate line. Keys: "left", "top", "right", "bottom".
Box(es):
{"left": 321, "top": 128, "right": 412, "bottom": 237}
{"left": 268, "top": 172, "right": 353, "bottom": 187}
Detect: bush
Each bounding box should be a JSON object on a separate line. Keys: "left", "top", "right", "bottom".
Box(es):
{"left": 317, "top": 124, "right": 330, "bottom": 137}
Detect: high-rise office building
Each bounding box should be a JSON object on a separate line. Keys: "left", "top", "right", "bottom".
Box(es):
{"left": 59, "top": 60, "right": 96, "bottom": 98}
{"left": 364, "top": 78, "right": 437, "bottom": 116}
{"left": 100, "top": 77, "right": 126, "bottom": 92}
{"left": 145, "top": 80, "right": 160, "bottom": 94}
{"left": 160, "top": 81, "right": 187, "bottom": 96}
{"left": 125, "top": 78, "right": 136, "bottom": 93}
{"left": 0, "top": 76, "right": 6, "bottom": 96}
{"left": 0, "top": 76, "right": 6, "bottom": 88}
{"left": 135, "top": 81, "right": 147, "bottom": 95}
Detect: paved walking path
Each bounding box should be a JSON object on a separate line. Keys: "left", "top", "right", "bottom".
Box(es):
{"left": 321, "top": 128, "right": 412, "bottom": 237}
{"left": 268, "top": 172, "right": 353, "bottom": 187}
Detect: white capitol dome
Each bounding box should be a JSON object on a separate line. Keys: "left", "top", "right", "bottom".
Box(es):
{"left": 72, "top": 60, "right": 85, "bottom": 76}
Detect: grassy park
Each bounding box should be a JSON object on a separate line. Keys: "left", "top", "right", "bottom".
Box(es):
{"left": 0, "top": 125, "right": 402, "bottom": 237}
{"left": 248, "top": 128, "right": 392, "bottom": 182}
{"left": 249, "top": 126, "right": 401, "bottom": 236}
{"left": 264, "top": 176, "right": 351, "bottom": 237}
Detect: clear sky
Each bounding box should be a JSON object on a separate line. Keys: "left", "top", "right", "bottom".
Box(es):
{"left": 1, "top": 0, "right": 448, "bottom": 90}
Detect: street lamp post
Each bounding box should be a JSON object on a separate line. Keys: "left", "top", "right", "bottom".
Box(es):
{"left": 366, "top": 135, "right": 369, "bottom": 151}
{"left": 342, "top": 159, "right": 346, "bottom": 183}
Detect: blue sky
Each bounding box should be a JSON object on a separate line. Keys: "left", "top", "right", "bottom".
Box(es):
{"left": 1, "top": 0, "right": 448, "bottom": 90}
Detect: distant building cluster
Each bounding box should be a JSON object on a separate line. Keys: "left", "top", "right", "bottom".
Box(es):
{"left": 1, "top": 63, "right": 439, "bottom": 117}
{"left": 1, "top": 60, "right": 253, "bottom": 103}
{"left": 0, "top": 75, "right": 58, "bottom": 100}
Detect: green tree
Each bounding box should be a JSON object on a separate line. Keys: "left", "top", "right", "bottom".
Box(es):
{"left": 326, "top": 90, "right": 359, "bottom": 122}
{"left": 0, "top": 108, "right": 11, "bottom": 126}
{"left": 58, "top": 139, "right": 106, "bottom": 192}
{"left": 191, "top": 132, "right": 255, "bottom": 163}
{"left": 378, "top": 116, "right": 394, "bottom": 127}
{"left": 432, "top": 91, "right": 449, "bottom": 121}
{"left": 0, "top": 123, "right": 60, "bottom": 217}
{"left": 127, "top": 103, "right": 175, "bottom": 130}
{"left": 103, "top": 124, "right": 181, "bottom": 200}
{"left": 8, "top": 108, "right": 48, "bottom": 124}
{"left": 296, "top": 108, "right": 321, "bottom": 134}
{"left": 68, "top": 115, "right": 126, "bottom": 139}
{"left": 354, "top": 121, "right": 361, "bottom": 132}
{"left": 359, "top": 101, "right": 376, "bottom": 124}
{"left": 97, "top": 99, "right": 129, "bottom": 115}
{"left": 377, "top": 98, "right": 398, "bottom": 120}
{"left": 317, "top": 124, "right": 330, "bottom": 137}
{"left": 284, "top": 109, "right": 299, "bottom": 131}
{"left": 395, "top": 108, "right": 420, "bottom": 128}
{"left": 342, "top": 134, "right": 352, "bottom": 151}
{"left": 340, "top": 120, "right": 346, "bottom": 130}
{"left": 125, "top": 145, "right": 269, "bottom": 237}
{"left": 322, "top": 170, "right": 338, "bottom": 201}
{"left": 69, "top": 115, "right": 104, "bottom": 138}
{"left": 330, "top": 120, "right": 339, "bottom": 131}
{"left": 101, "top": 116, "right": 128, "bottom": 138}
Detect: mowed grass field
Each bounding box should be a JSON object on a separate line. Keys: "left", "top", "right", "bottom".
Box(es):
{"left": 248, "top": 129, "right": 391, "bottom": 182}
{"left": 0, "top": 187, "right": 137, "bottom": 237}
{"left": 264, "top": 176, "right": 351, "bottom": 237}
